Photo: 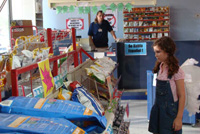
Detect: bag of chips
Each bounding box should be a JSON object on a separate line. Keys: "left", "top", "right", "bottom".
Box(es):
{"left": 72, "top": 87, "right": 105, "bottom": 116}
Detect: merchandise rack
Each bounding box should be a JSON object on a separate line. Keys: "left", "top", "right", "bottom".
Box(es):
{"left": 10, "top": 25, "right": 38, "bottom": 50}
{"left": 7, "top": 27, "right": 128, "bottom": 133}
{"left": 10, "top": 28, "right": 94, "bottom": 97}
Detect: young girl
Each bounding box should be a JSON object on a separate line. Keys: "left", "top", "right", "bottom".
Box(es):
{"left": 148, "top": 36, "right": 185, "bottom": 134}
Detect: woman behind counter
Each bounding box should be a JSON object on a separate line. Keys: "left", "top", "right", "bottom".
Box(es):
{"left": 88, "top": 10, "right": 117, "bottom": 51}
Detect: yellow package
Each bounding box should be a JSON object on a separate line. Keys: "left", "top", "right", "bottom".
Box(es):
{"left": 6, "top": 54, "right": 13, "bottom": 72}
{"left": 68, "top": 44, "right": 79, "bottom": 52}
{"left": 0, "top": 56, "right": 6, "bottom": 72}
{"left": 32, "top": 48, "right": 39, "bottom": 59}
{"left": 57, "top": 88, "right": 72, "bottom": 100}
{"left": 85, "top": 68, "right": 93, "bottom": 76}
{"left": 40, "top": 47, "right": 50, "bottom": 60}
{"left": 28, "top": 35, "right": 40, "bottom": 42}
{"left": 15, "top": 36, "right": 28, "bottom": 54}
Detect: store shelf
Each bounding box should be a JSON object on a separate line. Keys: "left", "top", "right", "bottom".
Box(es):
{"left": 124, "top": 19, "right": 169, "bottom": 22}
{"left": 124, "top": 31, "right": 169, "bottom": 34}
{"left": 124, "top": 14, "right": 169, "bottom": 18}
{"left": 123, "top": 11, "right": 169, "bottom": 14}
{"left": 123, "top": 6, "right": 170, "bottom": 41}
{"left": 35, "top": 0, "right": 43, "bottom": 29}
{"left": 124, "top": 25, "right": 169, "bottom": 28}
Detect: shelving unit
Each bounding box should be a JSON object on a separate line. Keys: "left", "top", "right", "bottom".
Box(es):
{"left": 35, "top": 0, "right": 43, "bottom": 30}
{"left": 123, "top": 6, "right": 170, "bottom": 41}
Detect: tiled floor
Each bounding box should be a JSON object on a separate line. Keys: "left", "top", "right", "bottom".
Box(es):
{"left": 121, "top": 100, "right": 200, "bottom": 134}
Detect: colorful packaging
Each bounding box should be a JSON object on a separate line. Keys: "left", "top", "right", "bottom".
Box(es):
{"left": 72, "top": 87, "right": 105, "bottom": 116}
{"left": 58, "top": 89, "right": 72, "bottom": 100}
{"left": 0, "top": 96, "right": 107, "bottom": 133}
{"left": 69, "top": 81, "right": 82, "bottom": 92}
{"left": 0, "top": 113, "right": 86, "bottom": 134}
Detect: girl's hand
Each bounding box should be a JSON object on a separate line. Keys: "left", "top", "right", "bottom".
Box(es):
{"left": 173, "top": 117, "right": 182, "bottom": 131}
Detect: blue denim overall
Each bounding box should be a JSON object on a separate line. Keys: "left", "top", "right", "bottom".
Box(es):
{"left": 148, "top": 78, "right": 182, "bottom": 134}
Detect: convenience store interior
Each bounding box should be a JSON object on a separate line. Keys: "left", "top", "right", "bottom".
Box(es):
{"left": 0, "top": 0, "right": 200, "bottom": 134}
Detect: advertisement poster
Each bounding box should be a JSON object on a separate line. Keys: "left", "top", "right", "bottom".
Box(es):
{"left": 66, "top": 18, "right": 84, "bottom": 30}
{"left": 104, "top": 9, "right": 118, "bottom": 31}
{"left": 38, "top": 59, "right": 54, "bottom": 97}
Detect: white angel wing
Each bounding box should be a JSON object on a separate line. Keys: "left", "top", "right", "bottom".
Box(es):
{"left": 181, "top": 64, "right": 200, "bottom": 116}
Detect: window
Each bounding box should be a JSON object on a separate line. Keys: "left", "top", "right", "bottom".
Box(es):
{"left": 0, "top": 0, "right": 10, "bottom": 53}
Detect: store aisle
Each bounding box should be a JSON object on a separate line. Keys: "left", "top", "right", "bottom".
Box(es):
{"left": 121, "top": 100, "right": 200, "bottom": 134}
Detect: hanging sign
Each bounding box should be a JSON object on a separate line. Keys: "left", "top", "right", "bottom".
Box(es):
{"left": 104, "top": 9, "right": 118, "bottom": 31}
{"left": 66, "top": 18, "right": 84, "bottom": 30}
{"left": 38, "top": 59, "right": 55, "bottom": 97}
{"left": 125, "top": 42, "right": 147, "bottom": 56}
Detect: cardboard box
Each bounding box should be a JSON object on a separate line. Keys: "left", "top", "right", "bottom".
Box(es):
{"left": 11, "top": 20, "right": 33, "bottom": 39}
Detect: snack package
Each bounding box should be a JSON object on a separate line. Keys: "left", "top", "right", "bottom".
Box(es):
{"left": 0, "top": 56, "right": 6, "bottom": 72}
{"left": 58, "top": 88, "right": 72, "bottom": 100}
{"left": 21, "top": 50, "right": 33, "bottom": 67}
{"left": 69, "top": 81, "right": 82, "bottom": 92}
{"left": 91, "top": 69, "right": 106, "bottom": 84}
{"left": 72, "top": 86, "right": 105, "bottom": 116}
{"left": 0, "top": 96, "right": 107, "bottom": 133}
{"left": 12, "top": 55, "right": 23, "bottom": 69}
{"left": 40, "top": 47, "right": 50, "bottom": 60}
{"left": 6, "top": 54, "right": 13, "bottom": 72}
{"left": 15, "top": 36, "right": 27, "bottom": 54}
{"left": 90, "top": 65, "right": 108, "bottom": 76}
{"left": 0, "top": 113, "right": 87, "bottom": 134}
{"left": 85, "top": 68, "right": 93, "bottom": 76}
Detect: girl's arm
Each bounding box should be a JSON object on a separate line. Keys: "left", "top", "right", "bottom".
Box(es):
{"left": 173, "top": 79, "right": 185, "bottom": 131}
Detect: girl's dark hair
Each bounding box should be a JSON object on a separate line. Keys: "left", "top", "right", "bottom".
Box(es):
{"left": 153, "top": 36, "right": 179, "bottom": 77}
{"left": 94, "top": 10, "right": 104, "bottom": 23}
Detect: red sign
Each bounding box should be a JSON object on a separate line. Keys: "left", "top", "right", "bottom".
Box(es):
{"left": 104, "top": 14, "right": 116, "bottom": 27}
{"left": 66, "top": 19, "right": 84, "bottom": 30}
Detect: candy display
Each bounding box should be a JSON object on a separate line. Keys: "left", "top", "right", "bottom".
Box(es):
{"left": 123, "top": 6, "right": 170, "bottom": 41}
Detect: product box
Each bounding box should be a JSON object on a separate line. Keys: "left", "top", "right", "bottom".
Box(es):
{"left": 11, "top": 20, "right": 33, "bottom": 39}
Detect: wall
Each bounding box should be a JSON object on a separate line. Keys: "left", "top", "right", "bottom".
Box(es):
{"left": 157, "top": 0, "right": 200, "bottom": 40}
{"left": 43, "top": 0, "right": 89, "bottom": 38}
{"left": 117, "top": 41, "right": 200, "bottom": 89}
{"left": 12, "top": 0, "right": 36, "bottom": 25}
{"left": 43, "top": 0, "right": 200, "bottom": 41}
